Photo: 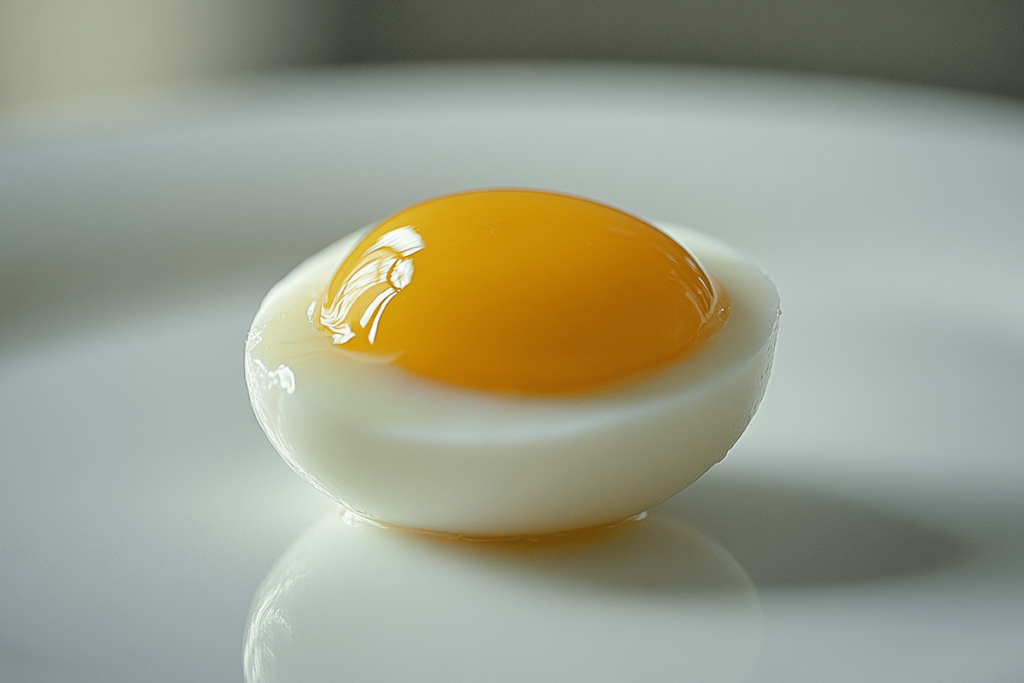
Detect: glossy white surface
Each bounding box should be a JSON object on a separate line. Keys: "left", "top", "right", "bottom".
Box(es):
{"left": 2, "top": 65, "right": 1023, "bottom": 682}
{"left": 244, "top": 505, "right": 761, "bottom": 683}
{"left": 245, "top": 221, "right": 779, "bottom": 535}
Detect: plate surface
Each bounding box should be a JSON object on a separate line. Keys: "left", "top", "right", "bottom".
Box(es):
{"left": 2, "top": 65, "right": 1023, "bottom": 682}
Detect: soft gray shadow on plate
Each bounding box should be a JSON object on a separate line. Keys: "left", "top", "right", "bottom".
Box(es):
{"left": 664, "top": 473, "right": 967, "bottom": 588}
{"left": 0, "top": 641, "right": 74, "bottom": 683}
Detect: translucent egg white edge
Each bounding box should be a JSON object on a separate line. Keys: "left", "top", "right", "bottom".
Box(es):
{"left": 245, "top": 222, "right": 780, "bottom": 535}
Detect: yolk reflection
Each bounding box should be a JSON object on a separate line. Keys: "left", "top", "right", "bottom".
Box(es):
{"left": 317, "top": 189, "right": 728, "bottom": 395}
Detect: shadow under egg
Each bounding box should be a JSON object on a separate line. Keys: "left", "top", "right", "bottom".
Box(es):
{"left": 243, "top": 505, "right": 762, "bottom": 683}
{"left": 667, "top": 473, "right": 966, "bottom": 588}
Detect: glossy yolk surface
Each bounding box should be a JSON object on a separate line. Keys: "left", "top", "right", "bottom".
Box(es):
{"left": 317, "top": 189, "right": 728, "bottom": 395}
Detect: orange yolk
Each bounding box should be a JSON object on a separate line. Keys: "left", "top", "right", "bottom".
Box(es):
{"left": 317, "top": 189, "right": 728, "bottom": 395}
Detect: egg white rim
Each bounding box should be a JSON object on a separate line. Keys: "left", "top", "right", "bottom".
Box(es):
{"left": 246, "top": 221, "right": 780, "bottom": 448}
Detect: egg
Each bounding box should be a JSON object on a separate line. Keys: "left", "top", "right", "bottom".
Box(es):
{"left": 245, "top": 190, "right": 779, "bottom": 536}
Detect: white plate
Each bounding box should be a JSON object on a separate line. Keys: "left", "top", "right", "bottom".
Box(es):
{"left": 2, "top": 65, "right": 1023, "bottom": 682}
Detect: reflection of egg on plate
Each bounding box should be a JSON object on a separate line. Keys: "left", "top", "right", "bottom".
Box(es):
{"left": 245, "top": 189, "right": 779, "bottom": 535}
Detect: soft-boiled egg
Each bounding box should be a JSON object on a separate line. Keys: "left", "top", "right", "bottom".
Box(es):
{"left": 245, "top": 190, "right": 779, "bottom": 535}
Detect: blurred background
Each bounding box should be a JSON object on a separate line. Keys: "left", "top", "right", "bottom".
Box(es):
{"left": 1, "top": 0, "right": 1022, "bottom": 112}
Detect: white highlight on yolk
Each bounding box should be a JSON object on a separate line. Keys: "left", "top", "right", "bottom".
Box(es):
{"left": 318, "top": 226, "right": 425, "bottom": 348}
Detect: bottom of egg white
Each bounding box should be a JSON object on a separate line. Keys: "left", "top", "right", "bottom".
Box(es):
{"left": 244, "top": 503, "right": 762, "bottom": 683}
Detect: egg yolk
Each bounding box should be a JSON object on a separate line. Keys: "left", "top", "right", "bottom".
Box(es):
{"left": 317, "top": 189, "right": 728, "bottom": 395}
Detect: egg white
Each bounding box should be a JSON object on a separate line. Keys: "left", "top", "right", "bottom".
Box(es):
{"left": 245, "top": 222, "right": 780, "bottom": 535}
